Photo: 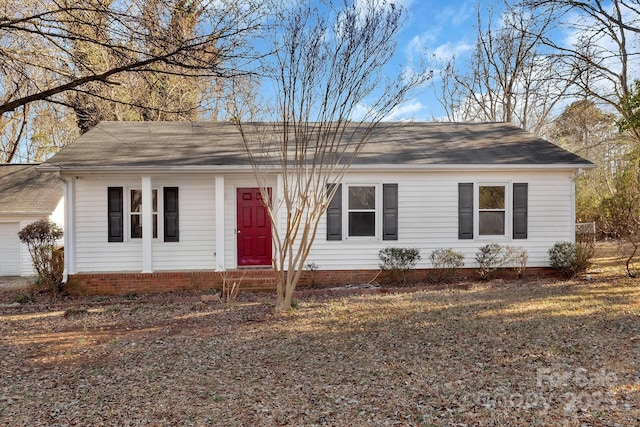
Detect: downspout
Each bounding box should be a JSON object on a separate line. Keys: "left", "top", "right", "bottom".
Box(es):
{"left": 54, "top": 172, "right": 73, "bottom": 283}
{"left": 570, "top": 168, "right": 584, "bottom": 244}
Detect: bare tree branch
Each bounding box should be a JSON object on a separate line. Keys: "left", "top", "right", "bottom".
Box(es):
{"left": 233, "top": 0, "right": 430, "bottom": 312}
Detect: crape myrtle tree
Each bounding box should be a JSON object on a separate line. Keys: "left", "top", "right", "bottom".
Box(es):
{"left": 0, "top": 0, "right": 263, "bottom": 162}
{"left": 235, "top": 0, "right": 430, "bottom": 312}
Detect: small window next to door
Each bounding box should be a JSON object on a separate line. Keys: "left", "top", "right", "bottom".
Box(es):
{"left": 478, "top": 185, "right": 505, "bottom": 236}
{"left": 130, "top": 189, "right": 157, "bottom": 239}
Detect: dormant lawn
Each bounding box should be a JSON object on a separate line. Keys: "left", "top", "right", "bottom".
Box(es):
{"left": 1, "top": 252, "right": 639, "bottom": 425}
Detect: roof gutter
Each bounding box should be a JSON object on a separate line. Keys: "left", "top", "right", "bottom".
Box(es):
{"left": 37, "top": 162, "right": 596, "bottom": 175}
{"left": 0, "top": 211, "right": 53, "bottom": 216}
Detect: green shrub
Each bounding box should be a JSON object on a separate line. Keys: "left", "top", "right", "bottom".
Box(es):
{"left": 504, "top": 246, "right": 528, "bottom": 279}
{"left": 429, "top": 248, "right": 464, "bottom": 282}
{"left": 548, "top": 242, "right": 593, "bottom": 278}
{"left": 475, "top": 243, "right": 505, "bottom": 280}
{"left": 18, "top": 218, "right": 64, "bottom": 296}
{"left": 378, "top": 247, "right": 421, "bottom": 283}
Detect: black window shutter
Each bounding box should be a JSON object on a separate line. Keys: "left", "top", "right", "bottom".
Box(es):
{"left": 513, "top": 183, "right": 528, "bottom": 239}
{"left": 382, "top": 183, "right": 398, "bottom": 240}
{"left": 108, "top": 187, "right": 123, "bottom": 242}
{"left": 164, "top": 187, "right": 180, "bottom": 242}
{"left": 326, "top": 183, "right": 342, "bottom": 241}
{"left": 458, "top": 183, "right": 474, "bottom": 239}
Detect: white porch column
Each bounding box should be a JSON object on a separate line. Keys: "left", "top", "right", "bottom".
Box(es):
{"left": 63, "top": 176, "right": 76, "bottom": 279}
{"left": 142, "top": 176, "right": 153, "bottom": 273}
{"left": 215, "top": 175, "right": 225, "bottom": 270}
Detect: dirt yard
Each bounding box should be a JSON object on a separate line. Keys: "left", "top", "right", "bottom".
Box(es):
{"left": 1, "top": 242, "right": 639, "bottom": 426}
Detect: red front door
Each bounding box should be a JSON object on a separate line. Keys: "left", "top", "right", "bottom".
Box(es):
{"left": 237, "top": 188, "right": 272, "bottom": 266}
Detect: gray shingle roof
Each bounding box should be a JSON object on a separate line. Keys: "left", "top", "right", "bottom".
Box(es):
{"left": 0, "top": 164, "right": 63, "bottom": 214}
{"left": 42, "top": 121, "right": 593, "bottom": 169}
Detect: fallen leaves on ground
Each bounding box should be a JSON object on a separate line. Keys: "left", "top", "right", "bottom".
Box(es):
{"left": 1, "top": 277, "right": 639, "bottom": 426}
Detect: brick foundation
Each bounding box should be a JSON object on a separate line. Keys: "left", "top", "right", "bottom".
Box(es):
{"left": 65, "top": 267, "right": 557, "bottom": 296}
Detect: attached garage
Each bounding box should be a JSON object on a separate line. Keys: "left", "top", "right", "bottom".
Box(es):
{"left": 0, "top": 222, "right": 21, "bottom": 275}
{"left": 0, "top": 164, "right": 64, "bottom": 277}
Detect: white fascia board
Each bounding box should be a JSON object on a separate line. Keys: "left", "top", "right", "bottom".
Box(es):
{"left": 45, "top": 165, "right": 258, "bottom": 174}
{"left": 41, "top": 162, "right": 595, "bottom": 175}
{"left": 0, "top": 211, "right": 53, "bottom": 216}
{"left": 348, "top": 163, "right": 597, "bottom": 172}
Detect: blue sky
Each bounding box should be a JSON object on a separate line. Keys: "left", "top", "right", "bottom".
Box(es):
{"left": 388, "top": 0, "right": 495, "bottom": 121}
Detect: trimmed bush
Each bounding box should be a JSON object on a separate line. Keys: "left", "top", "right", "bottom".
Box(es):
{"left": 378, "top": 247, "right": 421, "bottom": 283}
{"left": 548, "top": 242, "right": 592, "bottom": 278}
{"left": 429, "top": 248, "right": 464, "bottom": 283}
{"left": 475, "top": 243, "right": 505, "bottom": 280}
{"left": 504, "top": 246, "right": 528, "bottom": 279}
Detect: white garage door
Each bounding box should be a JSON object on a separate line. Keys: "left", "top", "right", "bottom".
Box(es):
{"left": 0, "top": 222, "right": 21, "bottom": 276}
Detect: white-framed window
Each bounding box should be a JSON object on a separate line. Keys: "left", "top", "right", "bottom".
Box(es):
{"left": 347, "top": 184, "right": 377, "bottom": 238}
{"left": 459, "top": 182, "right": 528, "bottom": 240}
{"left": 129, "top": 189, "right": 158, "bottom": 239}
{"left": 477, "top": 184, "right": 507, "bottom": 237}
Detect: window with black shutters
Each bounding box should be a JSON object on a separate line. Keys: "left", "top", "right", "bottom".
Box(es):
{"left": 458, "top": 182, "right": 528, "bottom": 240}
{"left": 326, "top": 183, "right": 398, "bottom": 241}
{"left": 108, "top": 187, "right": 124, "bottom": 242}
{"left": 163, "top": 187, "right": 179, "bottom": 242}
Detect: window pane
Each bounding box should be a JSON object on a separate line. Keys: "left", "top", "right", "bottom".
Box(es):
{"left": 131, "top": 214, "right": 142, "bottom": 238}
{"left": 479, "top": 211, "right": 505, "bottom": 235}
{"left": 152, "top": 190, "right": 158, "bottom": 212}
{"left": 479, "top": 186, "right": 505, "bottom": 209}
{"left": 130, "top": 190, "right": 142, "bottom": 213}
{"left": 153, "top": 214, "right": 158, "bottom": 239}
{"left": 349, "top": 186, "right": 375, "bottom": 210}
{"left": 349, "top": 212, "right": 375, "bottom": 236}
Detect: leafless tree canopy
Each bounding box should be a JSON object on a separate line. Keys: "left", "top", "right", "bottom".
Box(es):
{"left": 0, "top": 0, "right": 263, "bottom": 162}
{"left": 435, "top": 2, "right": 570, "bottom": 135}
{"left": 522, "top": 0, "right": 640, "bottom": 143}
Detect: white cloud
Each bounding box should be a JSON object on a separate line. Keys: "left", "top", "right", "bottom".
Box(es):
{"left": 350, "top": 100, "right": 426, "bottom": 122}
{"left": 404, "top": 32, "right": 436, "bottom": 62}
{"left": 432, "top": 41, "right": 473, "bottom": 60}
{"left": 383, "top": 100, "right": 426, "bottom": 121}
{"left": 355, "top": 0, "right": 414, "bottom": 10}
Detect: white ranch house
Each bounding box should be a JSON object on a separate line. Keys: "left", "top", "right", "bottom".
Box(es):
{"left": 38, "top": 121, "right": 593, "bottom": 294}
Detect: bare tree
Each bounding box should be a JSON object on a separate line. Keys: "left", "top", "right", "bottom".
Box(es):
{"left": 522, "top": 0, "right": 640, "bottom": 143}
{"left": 549, "top": 99, "right": 631, "bottom": 223}
{"left": 235, "top": 0, "right": 430, "bottom": 312}
{"left": 0, "top": 0, "right": 263, "bottom": 161}
{"left": 435, "top": 2, "right": 570, "bottom": 135}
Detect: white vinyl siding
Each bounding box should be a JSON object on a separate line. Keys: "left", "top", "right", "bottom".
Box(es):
{"left": 74, "top": 174, "right": 216, "bottom": 272}
{"left": 0, "top": 222, "right": 21, "bottom": 275}
{"left": 307, "top": 170, "right": 576, "bottom": 270}
{"left": 152, "top": 177, "right": 215, "bottom": 271}
{"left": 67, "top": 169, "right": 576, "bottom": 273}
